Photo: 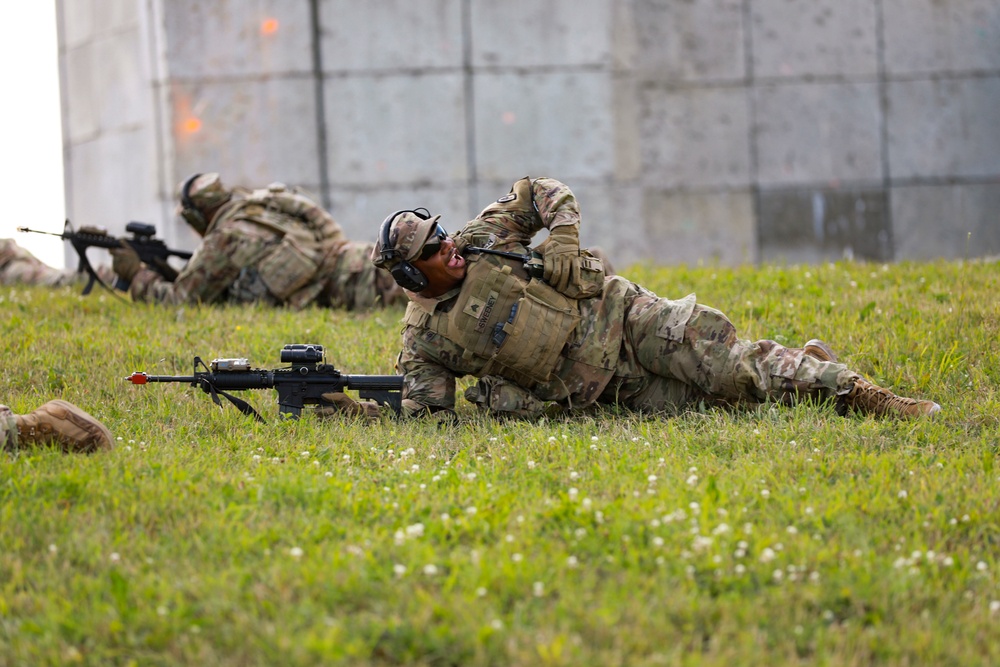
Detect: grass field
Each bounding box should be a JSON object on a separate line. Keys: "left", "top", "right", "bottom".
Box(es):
{"left": 1, "top": 259, "right": 998, "bottom": 666}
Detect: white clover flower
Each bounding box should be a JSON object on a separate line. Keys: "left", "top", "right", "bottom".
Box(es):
{"left": 466, "top": 506, "right": 477, "bottom": 515}
{"left": 760, "top": 489, "right": 770, "bottom": 498}
{"left": 252, "top": 454, "right": 261, "bottom": 461}
{"left": 157, "top": 606, "right": 168, "bottom": 616}
{"left": 491, "top": 619, "right": 503, "bottom": 630}
{"left": 735, "top": 564, "right": 746, "bottom": 574}
{"left": 466, "top": 473, "right": 477, "bottom": 480}
{"left": 582, "top": 498, "right": 592, "bottom": 509}
{"left": 48, "top": 544, "right": 57, "bottom": 554}
{"left": 393, "top": 563, "right": 407, "bottom": 577}
{"left": 423, "top": 564, "right": 438, "bottom": 576}
{"left": 405, "top": 523, "right": 425, "bottom": 538}
{"left": 692, "top": 536, "right": 713, "bottom": 552}
{"left": 394, "top": 530, "right": 406, "bottom": 545}
{"left": 686, "top": 474, "right": 699, "bottom": 486}
{"left": 289, "top": 547, "right": 304, "bottom": 558}
{"left": 512, "top": 553, "right": 523, "bottom": 563}
{"left": 652, "top": 536, "right": 664, "bottom": 547}
{"left": 760, "top": 548, "right": 776, "bottom": 563}
{"left": 110, "top": 552, "right": 121, "bottom": 562}
{"left": 568, "top": 488, "right": 579, "bottom": 499}
{"left": 569, "top": 471, "right": 579, "bottom": 480}
{"left": 300, "top": 450, "right": 310, "bottom": 458}
{"left": 787, "top": 526, "right": 798, "bottom": 535}
{"left": 712, "top": 523, "right": 731, "bottom": 536}
{"left": 977, "top": 561, "right": 988, "bottom": 572}
{"left": 527, "top": 460, "right": 536, "bottom": 469}
{"left": 476, "top": 587, "right": 487, "bottom": 597}
{"left": 532, "top": 581, "right": 544, "bottom": 597}
{"left": 773, "top": 569, "right": 784, "bottom": 581}
{"left": 990, "top": 601, "right": 1000, "bottom": 614}
{"left": 567, "top": 556, "right": 579, "bottom": 568}
{"left": 898, "top": 490, "right": 908, "bottom": 499}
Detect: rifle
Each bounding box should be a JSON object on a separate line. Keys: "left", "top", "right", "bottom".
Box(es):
{"left": 17, "top": 220, "right": 193, "bottom": 295}
{"left": 126, "top": 344, "right": 403, "bottom": 422}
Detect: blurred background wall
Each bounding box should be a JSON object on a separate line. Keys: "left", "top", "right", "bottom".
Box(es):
{"left": 57, "top": 0, "right": 1000, "bottom": 267}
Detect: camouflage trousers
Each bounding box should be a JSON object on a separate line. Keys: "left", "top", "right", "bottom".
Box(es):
{"left": 0, "top": 239, "right": 74, "bottom": 287}
{"left": 602, "top": 291, "right": 857, "bottom": 415}
{"left": 322, "top": 242, "right": 405, "bottom": 310}
{"left": 0, "top": 405, "right": 16, "bottom": 450}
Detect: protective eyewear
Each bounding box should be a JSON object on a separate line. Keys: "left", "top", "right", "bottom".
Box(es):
{"left": 417, "top": 224, "right": 449, "bottom": 261}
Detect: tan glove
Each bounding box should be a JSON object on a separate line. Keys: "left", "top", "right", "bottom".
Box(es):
{"left": 110, "top": 240, "right": 143, "bottom": 282}
{"left": 12, "top": 399, "right": 113, "bottom": 453}
{"left": 542, "top": 225, "right": 580, "bottom": 293}
{"left": 317, "top": 392, "right": 380, "bottom": 420}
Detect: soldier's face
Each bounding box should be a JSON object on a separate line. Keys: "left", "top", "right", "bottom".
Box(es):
{"left": 411, "top": 235, "right": 466, "bottom": 297}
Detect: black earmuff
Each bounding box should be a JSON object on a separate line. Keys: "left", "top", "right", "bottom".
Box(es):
{"left": 378, "top": 208, "right": 432, "bottom": 292}
{"left": 180, "top": 173, "right": 206, "bottom": 231}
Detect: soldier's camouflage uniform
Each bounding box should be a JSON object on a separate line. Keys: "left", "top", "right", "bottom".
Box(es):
{"left": 0, "top": 239, "right": 77, "bottom": 287}
{"left": 0, "top": 405, "right": 17, "bottom": 449}
{"left": 394, "top": 177, "right": 860, "bottom": 419}
{"left": 128, "top": 185, "right": 402, "bottom": 310}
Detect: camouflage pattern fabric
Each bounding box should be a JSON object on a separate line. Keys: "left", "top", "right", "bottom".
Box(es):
{"left": 128, "top": 187, "right": 402, "bottom": 310}
{"left": 0, "top": 405, "right": 16, "bottom": 450}
{"left": 393, "top": 177, "right": 861, "bottom": 420}
{"left": 0, "top": 239, "right": 76, "bottom": 287}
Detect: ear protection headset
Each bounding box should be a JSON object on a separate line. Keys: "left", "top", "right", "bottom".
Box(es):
{"left": 378, "top": 207, "right": 433, "bottom": 292}
{"left": 179, "top": 173, "right": 206, "bottom": 231}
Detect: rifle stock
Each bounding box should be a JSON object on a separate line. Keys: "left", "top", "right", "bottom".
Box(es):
{"left": 126, "top": 344, "right": 403, "bottom": 422}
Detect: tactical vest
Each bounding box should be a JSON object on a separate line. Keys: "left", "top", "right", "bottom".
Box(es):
{"left": 404, "top": 252, "right": 581, "bottom": 386}
{"left": 227, "top": 185, "right": 346, "bottom": 308}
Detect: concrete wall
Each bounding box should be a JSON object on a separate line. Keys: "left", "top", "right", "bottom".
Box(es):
{"left": 58, "top": 0, "right": 1000, "bottom": 268}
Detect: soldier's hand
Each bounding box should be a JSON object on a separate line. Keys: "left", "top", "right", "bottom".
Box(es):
{"left": 110, "top": 241, "right": 142, "bottom": 282}
{"left": 542, "top": 225, "right": 580, "bottom": 293}
{"left": 317, "top": 391, "right": 380, "bottom": 419}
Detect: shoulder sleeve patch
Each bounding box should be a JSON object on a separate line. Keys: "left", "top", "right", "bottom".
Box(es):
{"left": 496, "top": 193, "right": 516, "bottom": 203}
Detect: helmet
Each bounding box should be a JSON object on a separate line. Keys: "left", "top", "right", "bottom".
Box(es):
{"left": 178, "top": 172, "right": 232, "bottom": 235}
{"left": 370, "top": 208, "right": 443, "bottom": 292}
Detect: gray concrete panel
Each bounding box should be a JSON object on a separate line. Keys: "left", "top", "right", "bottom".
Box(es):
{"left": 66, "top": 129, "right": 162, "bottom": 236}
{"left": 755, "top": 82, "right": 881, "bottom": 185}
{"left": 640, "top": 85, "right": 750, "bottom": 188}
{"left": 328, "top": 185, "right": 472, "bottom": 243}
{"left": 631, "top": 0, "right": 745, "bottom": 83}
{"left": 164, "top": 0, "right": 313, "bottom": 77}
{"left": 758, "top": 187, "right": 891, "bottom": 263}
{"left": 884, "top": 0, "right": 1000, "bottom": 74}
{"left": 474, "top": 71, "right": 614, "bottom": 182}
{"left": 63, "top": 31, "right": 150, "bottom": 143}
{"left": 169, "top": 77, "right": 320, "bottom": 186}
{"left": 887, "top": 77, "right": 1000, "bottom": 179}
{"left": 892, "top": 183, "right": 1000, "bottom": 260}
{"left": 61, "top": 0, "right": 96, "bottom": 50}
{"left": 320, "top": 0, "right": 463, "bottom": 71}
{"left": 323, "top": 73, "right": 467, "bottom": 187}
{"left": 471, "top": 0, "right": 614, "bottom": 68}
{"left": 751, "top": 0, "right": 878, "bottom": 79}
{"left": 643, "top": 190, "right": 757, "bottom": 266}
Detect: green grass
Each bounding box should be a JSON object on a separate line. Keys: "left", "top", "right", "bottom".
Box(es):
{"left": 1, "top": 259, "right": 998, "bottom": 666}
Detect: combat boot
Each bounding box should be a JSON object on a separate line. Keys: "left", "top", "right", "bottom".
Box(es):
{"left": 839, "top": 377, "right": 941, "bottom": 418}
{"left": 14, "top": 400, "right": 113, "bottom": 452}
{"left": 803, "top": 339, "right": 838, "bottom": 363}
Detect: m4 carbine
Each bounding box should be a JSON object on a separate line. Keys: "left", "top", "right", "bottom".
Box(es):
{"left": 126, "top": 344, "right": 403, "bottom": 422}
{"left": 18, "top": 220, "right": 193, "bottom": 295}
